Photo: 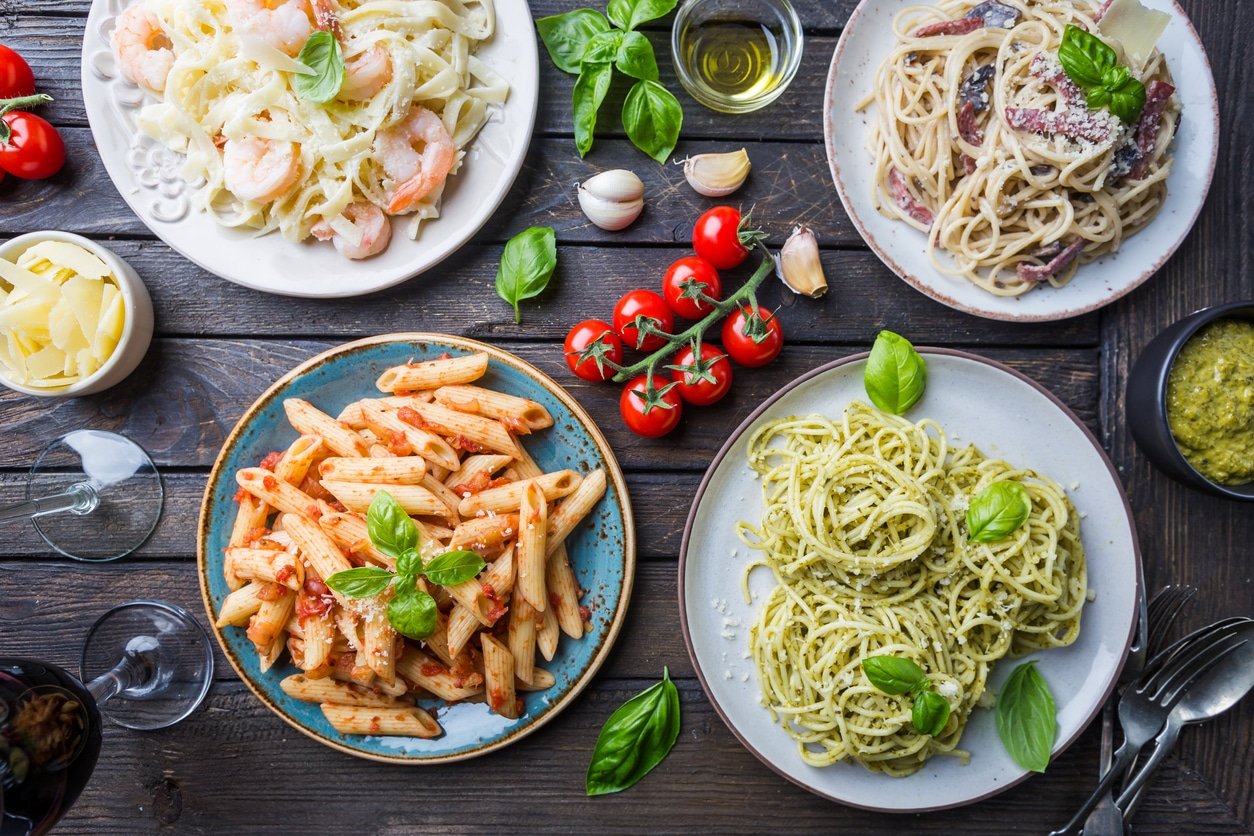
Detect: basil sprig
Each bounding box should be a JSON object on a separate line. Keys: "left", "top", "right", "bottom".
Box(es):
{"left": 1056, "top": 25, "right": 1146, "bottom": 124}
{"left": 966, "top": 481, "right": 1032, "bottom": 543}
{"left": 862, "top": 656, "right": 952, "bottom": 737}
{"left": 996, "top": 661, "right": 1057, "bottom": 773}
{"left": 293, "top": 31, "right": 345, "bottom": 104}
{"left": 586, "top": 668, "right": 681, "bottom": 796}
{"left": 864, "top": 330, "right": 928, "bottom": 414}
{"left": 324, "top": 491, "right": 485, "bottom": 639}
{"left": 495, "top": 226, "right": 557, "bottom": 323}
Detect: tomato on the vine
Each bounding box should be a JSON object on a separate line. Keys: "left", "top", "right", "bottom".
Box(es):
{"left": 661, "top": 256, "right": 721, "bottom": 320}
{"left": 721, "top": 305, "right": 784, "bottom": 367}
{"left": 693, "top": 206, "right": 756, "bottom": 270}
{"left": 619, "top": 375, "right": 683, "bottom": 438}
{"left": 0, "top": 112, "right": 65, "bottom": 180}
{"left": 669, "top": 342, "right": 732, "bottom": 406}
{"left": 612, "top": 289, "right": 674, "bottom": 352}
{"left": 0, "top": 46, "right": 35, "bottom": 99}
{"left": 564, "top": 319, "right": 623, "bottom": 382}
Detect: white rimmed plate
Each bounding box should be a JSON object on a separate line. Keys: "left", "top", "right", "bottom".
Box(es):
{"left": 80, "top": 0, "right": 538, "bottom": 298}
{"left": 679, "top": 350, "right": 1141, "bottom": 812}
{"left": 824, "top": 0, "right": 1218, "bottom": 321}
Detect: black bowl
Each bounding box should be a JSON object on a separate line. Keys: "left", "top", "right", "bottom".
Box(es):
{"left": 1126, "top": 301, "right": 1254, "bottom": 501}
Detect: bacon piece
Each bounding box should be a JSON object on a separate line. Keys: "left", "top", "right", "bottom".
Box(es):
{"left": 957, "top": 100, "right": 984, "bottom": 147}
{"left": 887, "top": 168, "right": 935, "bottom": 227}
{"left": 1017, "top": 239, "right": 1086, "bottom": 283}
{"left": 914, "top": 16, "right": 983, "bottom": 37}
{"left": 1004, "top": 107, "right": 1114, "bottom": 144}
{"left": 1130, "top": 81, "right": 1176, "bottom": 179}
{"left": 1029, "top": 54, "right": 1088, "bottom": 108}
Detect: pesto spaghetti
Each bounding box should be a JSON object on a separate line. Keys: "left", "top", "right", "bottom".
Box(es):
{"left": 738, "top": 402, "right": 1086, "bottom": 776}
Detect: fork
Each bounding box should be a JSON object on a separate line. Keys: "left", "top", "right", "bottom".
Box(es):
{"left": 1049, "top": 617, "right": 1253, "bottom": 836}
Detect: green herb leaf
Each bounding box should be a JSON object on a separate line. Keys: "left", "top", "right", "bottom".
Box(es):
{"left": 966, "top": 481, "right": 1032, "bottom": 544}
{"left": 387, "top": 584, "right": 439, "bottom": 640}
{"left": 864, "top": 330, "right": 928, "bottom": 414}
{"left": 1105, "top": 72, "right": 1147, "bottom": 124}
{"left": 536, "top": 9, "right": 612, "bottom": 74}
{"left": 573, "top": 61, "right": 613, "bottom": 157}
{"left": 325, "top": 566, "right": 393, "bottom": 598}
{"left": 587, "top": 667, "right": 681, "bottom": 796}
{"left": 615, "top": 31, "right": 659, "bottom": 80}
{"left": 495, "top": 226, "right": 557, "bottom": 323}
{"left": 581, "top": 30, "right": 624, "bottom": 64}
{"left": 367, "top": 490, "right": 419, "bottom": 560}
{"left": 607, "top": 0, "right": 679, "bottom": 31}
{"left": 422, "top": 550, "right": 486, "bottom": 586}
{"left": 1057, "top": 25, "right": 1146, "bottom": 124}
{"left": 395, "top": 549, "right": 421, "bottom": 578}
{"left": 912, "top": 689, "right": 951, "bottom": 737}
{"left": 621, "top": 79, "right": 683, "bottom": 164}
{"left": 996, "top": 661, "right": 1057, "bottom": 773}
{"left": 862, "top": 656, "right": 928, "bottom": 695}
{"left": 292, "top": 31, "right": 345, "bottom": 104}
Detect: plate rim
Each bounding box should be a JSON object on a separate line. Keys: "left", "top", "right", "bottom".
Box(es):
{"left": 676, "top": 347, "right": 1143, "bottom": 811}
{"left": 196, "top": 333, "right": 636, "bottom": 763}
{"left": 822, "top": 0, "right": 1220, "bottom": 322}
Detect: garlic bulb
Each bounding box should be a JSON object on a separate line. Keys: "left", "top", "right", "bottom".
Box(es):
{"left": 683, "top": 149, "right": 751, "bottom": 197}
{"left": 577, "top": 169, "right": 645, "bottom": 231}
{"left": 777, "top": 226, "right": 828, "bottom": 298}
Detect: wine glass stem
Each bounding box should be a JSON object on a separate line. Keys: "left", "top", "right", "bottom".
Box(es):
{"left": 0, "top": 482, "right": 98, "bottom": 524}
{"left": 85, "top": 650, "right": 150, "bottom": 706}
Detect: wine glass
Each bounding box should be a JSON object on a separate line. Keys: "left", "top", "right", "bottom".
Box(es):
{"left": 0, "top": 600, "right": 213, "bottom": 836}
{"left": 0, "top": 430, "right": 163, "bottom": 562}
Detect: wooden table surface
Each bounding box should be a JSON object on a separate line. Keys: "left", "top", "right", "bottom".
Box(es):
{"left": 1, "top": 0, "right": 1252, "bottom": 832}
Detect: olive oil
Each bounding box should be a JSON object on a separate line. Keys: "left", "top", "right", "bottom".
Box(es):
{"left": 683, "top": 20, "right": 782, "bottom": 102}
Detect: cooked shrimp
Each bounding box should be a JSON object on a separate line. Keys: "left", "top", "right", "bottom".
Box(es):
{"left": 340, "top": 46, "right": 392, "bottom": 100}
{"left": 111, "top": 5, "right": 175, "bottom": 94}
{"left": 311, "top": 201, "right": 391, "bottom": 259}
{"left": 223, "top": 137, "right": 302, "bottom": 204}
{"left": 376, "top": 107, "right": 456, "bottom": 214}
{"left": 227, "top": 0, "right": 313, "bottom": 56}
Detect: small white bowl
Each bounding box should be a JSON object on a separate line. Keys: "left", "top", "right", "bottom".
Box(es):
{"left": 0, "top": 231, "right": 154, "bottom": 397}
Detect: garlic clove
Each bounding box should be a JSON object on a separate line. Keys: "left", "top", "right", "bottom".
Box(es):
{"left": 581, "top": 169, "right": 645, "bottom": 203}
{"left": 683, "top": 148, "right": 751, "bottom": 197}
{"left": 578, "top": 169, "right": 646, "bottom": 231}
{"left": 777, "top": 226, "right": 828, "bottom": 298}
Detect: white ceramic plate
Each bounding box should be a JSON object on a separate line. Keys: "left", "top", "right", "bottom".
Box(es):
{"left": 823, "top": 0, "right": 1218, "bottom": 321}
{"left": 80, "top": 0, "right": 538, "bottom": 298}
{"left": 679, "top": 350, "right": 1142, "bottom": 812}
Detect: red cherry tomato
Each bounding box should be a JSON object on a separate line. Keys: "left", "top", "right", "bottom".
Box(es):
{"left": 693, "top": 206, "right": 750, "bottom": 270}
{"left": 619, "top": 375, "right": 683, "bottom": 438}
{"left": 612, "top": 289, "right": 674, "bottom": 352}
{"left": 721, "top": 306, "right": 784, "bottom": 367}
{"left": 563, "top": 319, "right": 623, "bottom": 383}
{"left": 661, "top": 256, "right": 722, "bottom": 320}
{"left": 0, "top": 112, "right": 66, "bottom": 180}
{"left": 0, "top": 46, "right": 36, "bottom": 99}
{"left": 670, "top": 342, "right": 733, "bottom": 406}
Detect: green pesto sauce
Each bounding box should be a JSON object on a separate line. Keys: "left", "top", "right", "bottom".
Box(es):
{"left": 1166, "top": 318, "right": 1254, "bottom": 486}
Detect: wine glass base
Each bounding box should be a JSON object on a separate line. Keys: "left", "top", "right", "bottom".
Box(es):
{"left": 80, "top": 601, "right": 214, "bottom": 731}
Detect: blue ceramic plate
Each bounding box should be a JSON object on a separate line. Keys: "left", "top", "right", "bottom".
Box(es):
{"left": 197, "top": 335, "right": 635, "bottom": 763}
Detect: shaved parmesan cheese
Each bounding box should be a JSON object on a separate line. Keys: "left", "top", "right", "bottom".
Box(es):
{"left": 1099, "top": 0, "right": 1171, "bottom": 70}
{"left": 22, "top": 241, "right": 111, "bottom": 280}
{"left": 238, "top": 36, "right": 316, "bottom": 76}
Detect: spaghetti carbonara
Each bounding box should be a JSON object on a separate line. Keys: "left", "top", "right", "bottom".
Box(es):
{"left": 110, "top": 0, "right": 508, "bottom": 260}
{"left": 860, "top": 0, "right": 1179, "bottom": 294}
{"left": 738, "top": 402, "right": 1086, "bottom": 776}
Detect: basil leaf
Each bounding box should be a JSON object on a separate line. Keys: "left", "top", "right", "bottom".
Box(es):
{"left": 495, "top": 226, "right": 558, "bottom": 324}
{"left": 387, "top": 585, "right": 438, "bottom": 640}
{"left": 581, "top": 30, "right": 623, "bottom": 64}
{"left": 325, "top": 567, "right": 393, "bottom": 598}
{"left": 1106, "top": 73, "right": 1147, "bottom": 124}
{"left": 966, "top": 481, "right": 1032, "bottom": 544}
{"left": 1057, "top": 24, "right": 1114, "bottom": 89}
{"left": 292, "top": 31, "right": 345, "bottom": 104}
{"left": 395, "top": 549, "right": 421, "bottom": 578}
{"left": 586, "top": 667, "right": 681, "bottom": 796}
{"left": 862, "top": 656, "right": 928, "bottom": 695}
{"left": 422, "top": 549, "right": 486, "bottom": 586}
{"left": 367, "top": 489, "right": 419, "bottom": 560}
{"left": 912, "top": 689, "right": 951, "bottom": 737}
{"left": 996, "top": 661, "right": 1057, "bottom": 773}
{"left": 616, "top": 31, "right": 659, "bottom": 81}
{"left": 536, "top": 9, "right": 612, "bottom": 75}
{"left": 621, "top": 79, "right": 683, "bottom": 164}
{"left": 607, "top": 0, "right": 679, "bottom": 31}
{"left": 864, "top": 330, "right": 928, "bottom": 414}
{"left": 573, "top": 62, "right": 613, "bottom": 157}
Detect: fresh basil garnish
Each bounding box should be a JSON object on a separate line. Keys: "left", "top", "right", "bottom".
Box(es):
{"left": 606, "top": 0, "right": 679, "bottom": 31}
{"left": 292, "top": 31, "right": 345, "bottom": 104}
{"left": 537, "top": 9, "right": 612, "bottom": 75}
{"left": 586, "top": 667, "right": 681, "bottom": 796}
{"left": 581, "top": 29, "right": 624, "bottom": 64}
{"left": 367, "top": 490, "right": 419, "bottom": 560}
{"left": 862, "top": 656, "right": 928, "bottom": 695}
{"left": 495, "top": 226, "right": 558, "bottom": 324}
{"left": 573, "top": 62, "right": 613, "bottom": 157}
{"left": 615, "top": 31, "right": 659, "bottom": 80}
{"left": 864, "top": 330, "right": 927, "bottom": 414}
{"left": 912, "top": 689, "right": 951, "bottom": 737}
{"left": 996, "top": 661, "right": 1057, "bottom": 773}
{"left": 966, "top": 481, "right": 1032, "bottom": 543}
{"left": 422, "top": 550, "right": 487, "bottom": 586}
{"left": 387, "top": 581, "right": 440, "bottom": 640}
{"left": 1056, "top": 25, "right": 1146, "bottom": 124}
{"left": 622, "top": 79, "right": 683, "bottom": 164}
{"left": 324, "top": 566, "right": 393, "bottom": 598}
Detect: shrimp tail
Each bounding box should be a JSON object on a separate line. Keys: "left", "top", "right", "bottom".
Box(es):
{"left": 387, "top": 176, "right": 435, "bottom": 214}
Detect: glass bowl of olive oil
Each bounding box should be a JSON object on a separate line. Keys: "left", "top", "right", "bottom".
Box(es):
{"left": 672, "top": 0, "right": 804, "bottom": 114}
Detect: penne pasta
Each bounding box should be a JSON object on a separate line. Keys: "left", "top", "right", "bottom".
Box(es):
{"left": 319, "top": 456, "right": 427, "bottom": 484}
{"left": 300, "top": 605, "right": 335, "bottom": 674}
{"left": 517, "top": 483, "right": 548, "bottom": 612}
{"left": 320, "top": 703, "right": 441, "bottom": 738}
{"left": 284, "top": 398, "right": 370, "bottom": 457}
{"left": 396, "top": 646, "right": 484, "bottom": 701}
{"left": 216, "top": 581, "right": 266, "bottom": 628}
{"left": 443, "top": 454, "right": 514, "bottom": 490}
{"left": 545, "top": 469, "right": 607, "bottom": 557}
{"left": 445, "top": 605, "right": 480, "bottom": 660}
{"left": 434, "top": 385, "right": 554, "bottom": 431}
{"left": 280, "top": 674, "right": 401, "bottom": 708}
{"left": 376, "top": 353, "right": 489, "bottom": 393}
{"left": 391, "top": 400, "right": 518, "bottom": 456}
{"left": 480, "top": 634, "right": 520, "bottom": 719}
{"left": 516, "top": 667, "right": 557, "bottom": 692}
{"left": 281, "top": 514, "right": 354, "bottom": 603}
{"left": 420, "top": 473, "right": 463, "bottom": 519}
{"left": 449, "top": 513, "right": 519, "bottom": 557}
{"left": 537, "top": 606, "right": 560, "bottom": 663}
{"left": 358, "top": 400, "right": 460, "bottom": 471}
{"left": 274, "top": 435, "right": 324, "bottom": 486}
{"left": 547, "top": 544, "right": 584, "bottom": 640}
{"left": 363, "top": 610, "right": 399, "bottom": 686}
{"left": 457, "top": 470, "right": 582, "bottom": 518}
{"left": 508, "top": 597, "right": 538, "bottom": 686}
{"left": 236, "top": 468, "right": 320, "bottom": 518}
{"left": 320, "top": 481, "right": 449, "bottom": 519}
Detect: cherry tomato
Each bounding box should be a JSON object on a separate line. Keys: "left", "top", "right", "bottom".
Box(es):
{"left": 721, "top": 306, "right": 784, "bottom": 367}
{"left": 619, "top": 375, "right": 683, "bottom": 438}
{"left": 0, "top": 112, "right": 66, "bottom": 180}
{"left": 0, "top": 46, "right": 36, "bottom": 99}
{"left": 612, "top": 289, "right": 674, "bottom": 352}
{"left": 564, "top": 319, "right": 623, "bottom": 383}
{"left": 693, "top": 206, "right": 751, "bottom": 270}
{"left": 661, "top": 256, "right": 722, "bottom": 320}
{"left": 670, "top": 342, "right": 733, "bottom": 406}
